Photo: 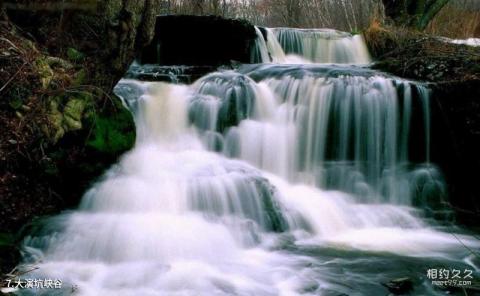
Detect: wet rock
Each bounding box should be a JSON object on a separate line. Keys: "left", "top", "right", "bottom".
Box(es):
{"left": 125, "top": 64, "right": 219, "bottom": 84}
{"left": 382, "top": 277, "right": 414, "bottom": 295}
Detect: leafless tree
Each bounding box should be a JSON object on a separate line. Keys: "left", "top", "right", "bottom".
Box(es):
{"left": 160, "top": 0, "right": 385, "bottom": 31}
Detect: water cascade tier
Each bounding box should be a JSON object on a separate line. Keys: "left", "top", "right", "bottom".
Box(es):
{"left": 16, "top": 25, "right": 480, "bottom": 296}
{"left": 252, "top": 28, "right": 371, "bottom": 64}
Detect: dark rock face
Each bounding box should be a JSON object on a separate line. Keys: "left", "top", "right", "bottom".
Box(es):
{"left": 430, "top": 80, "right": 480, "bottom": 225}
{"left": 382, "top": 277, "right": 414, "bottom": 295}
{"left": 139, "top": 15, "right": 257, "bottom": 66}
{"left": 125, "top": 64, "right": 219, "bottom": 83}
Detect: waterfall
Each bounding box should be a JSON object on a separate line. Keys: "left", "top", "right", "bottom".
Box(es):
{"left": 191, "top": 65, "right": 435, "bottom": 205}
{"left": 251, "top": 27, "right": 271, "bottom": 64}
{"left": 251, "top": 27, "right": 371, "bottom": 64}
{"left": 15, "top": 26, "right": 479, "bottom": 296}
{"left": 274, "top": 28, "right": 371, "bottom": 64}
{"left": 265, "top": 28, "right": 287, "bottom": 63}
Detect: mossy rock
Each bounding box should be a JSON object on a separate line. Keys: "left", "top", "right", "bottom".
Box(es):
{"left": 45, "top": 97, "right": 66, "bottom": 142}
{"left": 34, "top": 57, "right": 54, "bottom": 89}
{"left": 86, "top": 100, "right": 135, "bottom": 155}
{"left": 44, "top": 92, "right": 93, "bottom": 143}
{"left": 45, "top": 56, "right": 73, "bottom": 70}
{"left": 63, "top": 97, "right": 88, "bottom": 131}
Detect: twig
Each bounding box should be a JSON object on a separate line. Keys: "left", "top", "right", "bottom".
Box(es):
{"left": 0, "top": 37, "right": 22, "bottom": 53}
{"left": 5, "top": 266, "right": 39, "bottom": 280}
{"left": 0, "top": 62, "right": 26, "bottom": 93}
{"left": 450, "top": 232, "right": 480, "bottom": 259}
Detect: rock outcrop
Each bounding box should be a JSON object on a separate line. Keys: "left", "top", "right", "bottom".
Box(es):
{"left": 140, "top": 15, "right": 257, "bottom": 66}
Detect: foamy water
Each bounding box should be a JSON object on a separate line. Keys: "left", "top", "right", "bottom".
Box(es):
{"left": 14, "top": 27, "right": 480, "bottom": 296}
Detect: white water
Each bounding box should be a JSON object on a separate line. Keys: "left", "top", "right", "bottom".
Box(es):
{"left": 440, "top": 36, "right": 480, "bottom": 47}
{"left": 452, "top": 38, "right": 480, "bottom": 46}
{"left": 252, "top": 27, "right": 371, "bottom": 64}
{"left": 16, "top": 27, "right": 480, "bottom": 296}
{"left": 451, "top": 38, "right": 480, "bottom": 47}
{"left": 17, "top": 66, "right": 479, "bottom": 295}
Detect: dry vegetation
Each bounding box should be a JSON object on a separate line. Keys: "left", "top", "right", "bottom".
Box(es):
{"left": 0, "top": 19, "right": 54, "bottom": 274}
{"left": 0, "top": 18, "right": 79, "bottom": 237}
{"left": 164, "top": 0, "right": 479, "bottom": 39}
{"left": 364, "top": 19, "right": 480, "bottom": 82}
{"left": 426, "top": 1, "right": 480, "bottom": 38}
{"left": 160, "top": 0, "right": 384, "bottom": 31}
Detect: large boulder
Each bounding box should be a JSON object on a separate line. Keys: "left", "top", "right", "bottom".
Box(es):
{"left": 139, "top": 15, "right": 257, "bottom": 66}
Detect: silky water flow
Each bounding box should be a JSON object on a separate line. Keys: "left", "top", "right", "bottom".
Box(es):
{"left": 15, "top": 27, "right": 480, "bottom": 296}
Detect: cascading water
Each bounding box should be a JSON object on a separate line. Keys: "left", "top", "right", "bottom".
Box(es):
{"left": 15, "top": 25, "right": 480, "bottom": 296}
{"left": 192, "top": 64, "right": 442, "bottom": 208}
{"left": 252, "top": 27, "right": 371, "bottom": 64}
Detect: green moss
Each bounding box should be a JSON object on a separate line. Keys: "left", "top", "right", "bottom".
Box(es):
{"left": 87, "top": 102, "right": 135, "bottom": 154}
{"left": 34, "top": 57, "right": 54, "bottom": 89}
{"left": 46, "top": 97, "right": 65, "bottom": 142}
{"left": 66, "top": 47, "right": 85, "bottom": 62}
{"left": 73, "top": 69, "right": 87, "bottom": 86}
{"left": 351, "top": 29, "right": 362, "bottom": 35}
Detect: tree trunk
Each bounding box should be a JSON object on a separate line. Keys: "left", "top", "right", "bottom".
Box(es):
{"left": 417, "top": 0, "right": 450, "bottom": 30}
{"left": 382, "top": 0, "right": 451, "bottom": 30}
{"left": 4, "top": 0, "right": 162, "bottom": 88}
{"left": 97, "top": 0, "right": 162, "bottom": 88}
